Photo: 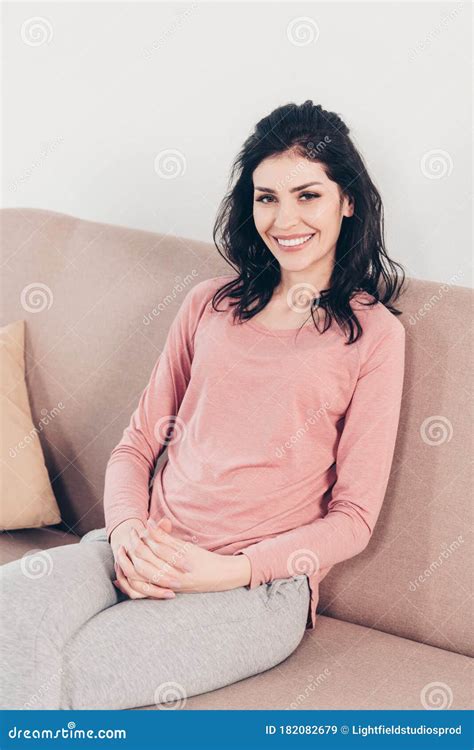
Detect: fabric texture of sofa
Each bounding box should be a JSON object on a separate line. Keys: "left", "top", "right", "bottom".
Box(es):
{"left": 1, "top": 207, "right": 472, "bottom": 710}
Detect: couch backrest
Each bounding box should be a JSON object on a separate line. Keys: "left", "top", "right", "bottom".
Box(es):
{"left": 2, "top": 208, "right": 472, "bottom": 657}
{"left": 318, "top": 276, "right": 472, "bottom": 658}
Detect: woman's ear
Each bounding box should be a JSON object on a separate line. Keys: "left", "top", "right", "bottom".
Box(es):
{"left": 343, "top": 195, "right": 355, "bottom": 218}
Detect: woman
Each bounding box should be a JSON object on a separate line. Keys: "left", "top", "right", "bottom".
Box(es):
{"left": 0, "top": 100, "right": 406, "bottom": 710}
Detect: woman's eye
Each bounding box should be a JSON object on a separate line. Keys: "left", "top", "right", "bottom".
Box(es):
{"left": 255, "top": 192, "right": 320, "bottom": 204}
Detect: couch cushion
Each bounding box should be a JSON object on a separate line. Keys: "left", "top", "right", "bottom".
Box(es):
{"left": 1, "top": 320, "right": 62, "bottom": 532}
{"left": 139, "top": 615, "right": 472, "bottom": 711}
{"left": 0, "top": 526, "right": 79, "bottom": 565}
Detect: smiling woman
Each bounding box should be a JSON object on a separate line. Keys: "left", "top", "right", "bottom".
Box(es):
{"left": 0, "top": 100, "right": 407, "bottom": 712}
{"left": 212, "top": 99, "right": 406, "bottom": 342}
{"left": 254, "top": 175, "right": 346, "bottom": 257}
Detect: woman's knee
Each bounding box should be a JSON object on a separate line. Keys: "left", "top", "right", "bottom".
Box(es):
{"left": 262, "top": 576, "right": 309, "bottom": 659}
{"left": 0, "top": 538, "right": 116, "bottom": 638}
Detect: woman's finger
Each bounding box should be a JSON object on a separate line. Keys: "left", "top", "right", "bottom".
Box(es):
{"left": 116, "top": 545, "right": 141, "bottom": 580}
{"left": 114, "top": 559, "right": 176, "bottom": 600}
{"left": 118, "top": 544, "right": 183, "bottom": 590}
{"left": 145, "top": 522, "right": 184, "bottom": 552}
{"left": 126, "top": 577, "right": 176, "bottom": 599}
{"left": 116, "top": 577, "right": 146, "bottom": 600}
{"left": 114, "top": 560, "right": 147, "bottom": 599}
{"left": 132, "top": 528, "right": 191, "bottom": 574}
{"left": 141, "top": 527, "right": 193, "bottom": 572}
{"left": 117, "top": 544, "right": 157, "bottom": 584}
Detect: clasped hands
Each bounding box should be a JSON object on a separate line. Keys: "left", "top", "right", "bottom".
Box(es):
{"left": 112, "top": 516, "right": 251, "bottom": 600}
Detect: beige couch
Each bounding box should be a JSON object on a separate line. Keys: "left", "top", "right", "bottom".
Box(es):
{"left": 1, "top": 207, "right": 472, "bottom": 710}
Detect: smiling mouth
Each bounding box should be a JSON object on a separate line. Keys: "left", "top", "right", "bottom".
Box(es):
{"left": 272, "top": 233, "right": 316, "bottom": 249}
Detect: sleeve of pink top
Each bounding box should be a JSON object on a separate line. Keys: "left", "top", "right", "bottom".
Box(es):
{"left": 103, "top": 284, "right": 202, "bottom": 543}
{"left": 235, "top": 320, "right": 406, "bottom": 587}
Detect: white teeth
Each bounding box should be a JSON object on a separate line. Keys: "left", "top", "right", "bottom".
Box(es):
{"left": 275, "top": 234, "right": 314, "bottom": 247}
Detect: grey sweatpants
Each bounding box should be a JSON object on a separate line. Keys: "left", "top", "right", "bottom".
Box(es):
{"left": 0, "top": 527, "right": 310, "bottom": 710}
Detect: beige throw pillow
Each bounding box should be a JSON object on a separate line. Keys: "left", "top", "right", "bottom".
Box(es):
{"left": 0, "top": 320, "right": 62, "bottom": 530}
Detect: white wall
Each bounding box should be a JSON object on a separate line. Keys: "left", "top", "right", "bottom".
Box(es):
{"left": 2, "top": 0, "right": 472, "bottom": 287}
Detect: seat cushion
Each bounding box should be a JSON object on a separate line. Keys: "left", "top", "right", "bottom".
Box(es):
{"left": 2, "top": 529, "right": 471, "bottom": 711}
{"left": 138, "top": 615, "right": 473, "bottom": 711}
{"left": 0, "top": 525, "right": 79, "bottom": 565}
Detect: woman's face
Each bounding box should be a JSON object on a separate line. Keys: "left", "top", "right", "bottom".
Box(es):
{"left": 252, "top": 151, "right": 354, "bottom": 274}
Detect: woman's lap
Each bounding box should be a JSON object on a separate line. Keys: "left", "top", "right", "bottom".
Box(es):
{"left": 0, "top": 527, "right": 310, "bottom": 710}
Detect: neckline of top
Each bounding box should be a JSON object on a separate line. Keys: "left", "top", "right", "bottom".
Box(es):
{"left": 243, "top": 316, "right": 314, "bottom": 337}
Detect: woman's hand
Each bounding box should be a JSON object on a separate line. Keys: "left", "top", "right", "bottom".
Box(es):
{"left": 135, "top": 517, "right": 252, "bottom": 594}
{"left": 110, "top": 517, "right": 180, "bottom": 600}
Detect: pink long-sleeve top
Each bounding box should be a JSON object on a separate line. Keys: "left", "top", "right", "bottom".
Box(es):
{"left": 103, "top": 274, "right": 406, "bottom": 630}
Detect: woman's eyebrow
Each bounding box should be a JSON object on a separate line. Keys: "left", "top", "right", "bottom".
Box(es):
{"left": 254, "top": 181, "right": 324, "bottom": 194}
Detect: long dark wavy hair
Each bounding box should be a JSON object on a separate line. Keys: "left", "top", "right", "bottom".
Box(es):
{"left": 210, "top": 100, "right": 406, "bottom": 344}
